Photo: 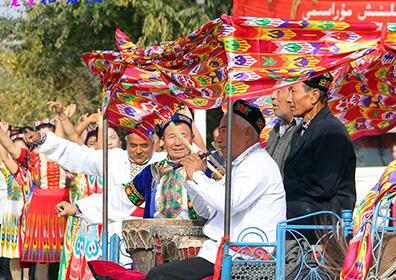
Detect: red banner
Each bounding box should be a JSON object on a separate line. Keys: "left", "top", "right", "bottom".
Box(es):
{"left": 233, "top": 0, "right": 396, "bottom": 22}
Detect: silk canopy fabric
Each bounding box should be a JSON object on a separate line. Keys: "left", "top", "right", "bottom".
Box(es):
{"left": 82, "top": 15, "right": 396, "bottom": 140}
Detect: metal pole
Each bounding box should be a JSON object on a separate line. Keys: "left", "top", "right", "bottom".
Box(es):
{"left": 221, "top": 100, "right": 233, "bottom": 280}
{"left": 224, "top": 100, "right": 233, "bottom": 237}
{"left": 101, "top": 116, "right": 109, "bottom": 260}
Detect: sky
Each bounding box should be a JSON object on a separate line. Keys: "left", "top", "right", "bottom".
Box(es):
{"left": 0, "top": 1, "right": 25, "bottom": 18}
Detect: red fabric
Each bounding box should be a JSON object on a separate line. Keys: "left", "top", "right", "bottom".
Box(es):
{"left": 20, "top": 188, "right": 69, "bottom": 263}
{"left": 131, "top": 207, "right": 144, "bottom": 217}
{"left": 89, "top": 260, "right": 146, "bottom": 280}
{"left": 213, "top": 236, "right": 227, "bottom": 280}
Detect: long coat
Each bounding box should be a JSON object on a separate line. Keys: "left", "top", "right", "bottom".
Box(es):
{"left": 283, "top": 105, "right": 356, "bottom": 224}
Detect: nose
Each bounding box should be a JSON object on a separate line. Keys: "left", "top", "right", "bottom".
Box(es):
{"left": 174, "top": 136, "right": 183, "bottom": 146}
{"left": 271, "top": 90, "right": 278, "bottom": 100}
{"left": 215, "top": 133, "right": 223, "bottom": 145}
{"left": 286, "top": 90, "right": 293, "bottom": 103}
{"left": 136, "top": 146, "right": 142, "bottom": 154}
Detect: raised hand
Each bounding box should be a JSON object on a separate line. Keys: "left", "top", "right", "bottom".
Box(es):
{"left": 181, "top": 153, "right": 206, "bottom": 180}
{"left": 64, "top": 103, "right": 77, "bottom": 118}
{"left": 77, "top": 113, "right": 89, "bottom": 125}
{"left": 87, "top": 113, "right": 99, "bottom": 124}
{"left": 0, "top": 120, "right": 9, "bottom": 133}
{"left": 48, "top": 101, "right": 64, "bottom": 115}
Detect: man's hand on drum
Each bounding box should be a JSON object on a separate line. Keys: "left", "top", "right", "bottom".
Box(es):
{"left": 56, "top": 201, "right": 77, "bottom": 217}
{"left": 182, "top": 153, "right": 206, "bottom": 180}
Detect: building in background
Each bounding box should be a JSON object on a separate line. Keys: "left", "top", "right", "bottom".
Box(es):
{"left": 233, "top": 0, "right": 396, "bottom": 23}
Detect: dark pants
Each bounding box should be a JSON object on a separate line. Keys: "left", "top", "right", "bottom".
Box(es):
{"left": 145, "top": 257, "right": 214, "bottom": 280}
{"left": 48, "top": 263, "right": 60, "bottom": 280}
{"left": 0, "top": 258, "right": 12, "bottom": 280}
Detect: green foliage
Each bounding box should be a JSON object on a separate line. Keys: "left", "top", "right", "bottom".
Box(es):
{"left": 0, "top": 0, "right": 231, "bottom": 127}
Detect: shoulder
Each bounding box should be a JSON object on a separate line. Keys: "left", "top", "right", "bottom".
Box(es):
{"left": 239, "top": 148, "right": 280, "bottom": 175}
{"left": 312, "top": 112, "right": 349, "bottom": 137}
{"left": 110, "top": 148, "right": 129, "bottom": 156}
{"left": 150, "top": 152, "right": 167, "bottom": 164}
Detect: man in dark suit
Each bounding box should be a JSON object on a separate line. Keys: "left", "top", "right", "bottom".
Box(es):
{"left": 284, "top": 73, "right": 356, "bottom": 231}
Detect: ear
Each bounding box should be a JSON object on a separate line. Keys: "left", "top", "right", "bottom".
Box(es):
{"left": 242, "top": 126, "right": 254, "bottom": 141}
{"left": 310, "top": 89, "right": 321, "bottom": 104}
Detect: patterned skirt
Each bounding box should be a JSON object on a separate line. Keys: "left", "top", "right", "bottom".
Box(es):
{"left": 20, "top": 188, "right": 69, "bottom": 263}
{"left": 59, "top": 217, "right": 102, "bottom": 280}
{"left": 0, "top": 200, "right": 23, "bottom": 258}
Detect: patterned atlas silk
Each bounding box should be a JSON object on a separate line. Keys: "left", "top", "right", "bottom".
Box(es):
{"left": 0, "top": 163, "right": 23, "bottom": 258}
{"left": 15, "top": 148, "right": 70, "bottom": 264}
{"left": 59, "top": 174, "right": 103, "bottom": 280}
{"left": 341, "top": 160, "right": 396, "bottom": 280}
{"left": 82, "top": 16, "right": 395, "bottom": 141}
{"left": 159, "top": 163, "right": 186, "bottom": 219}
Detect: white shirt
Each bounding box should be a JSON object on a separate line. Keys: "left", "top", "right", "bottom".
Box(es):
{"left": 39, "top": 132, "right": 166, "bottom": 224}
{"left": 185, "top": 143, "right": 286, "bottom": 263}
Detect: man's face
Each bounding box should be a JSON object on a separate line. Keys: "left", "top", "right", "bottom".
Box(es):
{"left": 287, "top": 83, "right": 314, "bottom": 117}
{"left": 271, "top": 87, "right": 292, "bottom": 119}
{"left": 163, "top": 123, "right": 192, "bottom": 161}
{"left": 215, "top": 114, "right": 243, "bottom": 161}
{"left": 126, "top": 133, "right": 154, "bottom": 165}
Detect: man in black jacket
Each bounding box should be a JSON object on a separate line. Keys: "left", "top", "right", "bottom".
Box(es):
{"left": 284, "top": 73, "right": 356, "bottom": 234}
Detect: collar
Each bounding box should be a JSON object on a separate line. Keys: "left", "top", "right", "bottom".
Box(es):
{"left": 232, "top": 142, "right": 262, "bottom": 166}
{"left": 300, "top": 105, "right": 329, "bottom": 136}
{"left": 279, "top": 117, "right": 302, "bottom": 136}
{"left": 128, "top": 156, "right": 150, "bottom": 166}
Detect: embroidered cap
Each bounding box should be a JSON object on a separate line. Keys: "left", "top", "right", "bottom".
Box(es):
{"left": 233, "top": 100, "right": 266, "bottom": 134}
{"left": 161, "top": 113, "right": 193, "bottom": 133}
{"left": 303, "top": 72, "right": 333, "bottom": 93}
{"left": 34, "top": 118, "right": 56, "bottom": 129}
{"left": 10, "top": 132, "right": 25, "bottom": 141}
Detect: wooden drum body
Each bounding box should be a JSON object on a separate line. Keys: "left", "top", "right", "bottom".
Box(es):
{"left": 122, "top": 219, "right": 207, "bottom": 274}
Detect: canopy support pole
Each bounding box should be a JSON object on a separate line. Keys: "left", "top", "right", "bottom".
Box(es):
{"left": 101, "top": 116, "right": 109, "bottom": 260}
{"left": 221, "top": 100, "right": 233, "bottom": 279}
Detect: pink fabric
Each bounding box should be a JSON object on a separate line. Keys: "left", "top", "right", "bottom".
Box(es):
{"left": 89, "top": 260, "right": 146, "bottom": 280}
{"left": 89, "top": 260, "right": 215, "bottom": 280}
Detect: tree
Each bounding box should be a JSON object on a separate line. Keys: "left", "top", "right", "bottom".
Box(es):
{"left": 0, "top": 0, "right": 231, "bottom": 127}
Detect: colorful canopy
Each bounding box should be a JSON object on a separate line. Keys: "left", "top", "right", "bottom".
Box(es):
{"left": 341, "top": 160, "right": 396, "bottom": 280}
{"left": 83, "top": 15, "right": 396, "bottom": 139}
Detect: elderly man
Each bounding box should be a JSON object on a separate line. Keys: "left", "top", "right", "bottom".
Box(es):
{"left": 144, "top": 100, "right": 286, "bottom": 280}
{"left": 266, "top": 87, "right": 302, "bottom": 177}
{"left": 120, "top": 113, "right": 205, "bottom": 220}
{"left": 284, "top": 73, "right": 356, "bottom": 228}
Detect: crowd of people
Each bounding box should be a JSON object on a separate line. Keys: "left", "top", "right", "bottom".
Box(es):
{"left": 0, "top": 73, "right": 357, "bottom": 280}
